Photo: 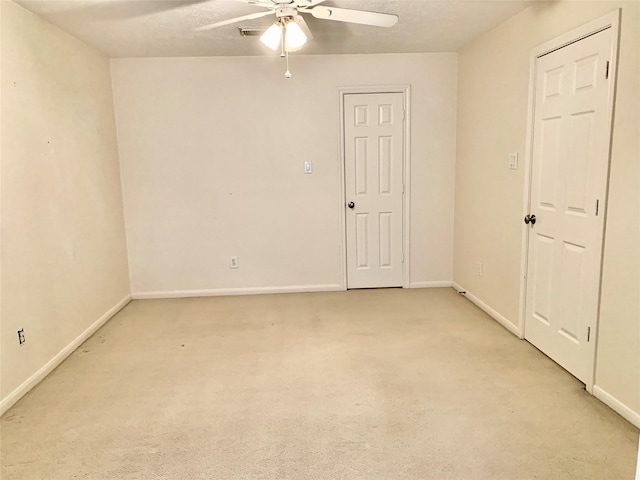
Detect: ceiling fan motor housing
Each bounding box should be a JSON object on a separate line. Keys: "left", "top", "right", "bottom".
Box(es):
{"left": 275, "top": 7, "right": 298, "bottom": 20}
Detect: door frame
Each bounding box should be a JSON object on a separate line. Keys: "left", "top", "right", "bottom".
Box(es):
{"left": 338, "top": 85, "right": 411, "bottom": 290}
{"left": 518, "top": 10, "right": 621, "bottom": 393}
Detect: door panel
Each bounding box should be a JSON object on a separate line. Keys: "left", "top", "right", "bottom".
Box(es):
{"left": 525, "top": 28, "right": 614, "bottom": 383}
{"left": 379, "top": 137, "right": 392, "bottom": 194}
{"left": 355, "top": 213, "right": 369, "bottom": 269}
{"left": 566, "top": 112, "right": 593, "bottom": 213}
{"left": 344, "top": 93, "right": 404, "bottom": 289}
{"left": 378, "top": 212, "right": 391, "bottom": 267}
{"left": 532, "top": 233, "right": 554, "bottom": 326}
{"left": 539, "top": 116, "right": 561, "bottom": 208}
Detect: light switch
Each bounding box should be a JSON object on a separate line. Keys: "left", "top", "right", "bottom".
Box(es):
{"left": 304, "top": 161, "right": 312, "bottom": 174}
{"left": 508, "top": 153, "right": 518, "bottom": 170}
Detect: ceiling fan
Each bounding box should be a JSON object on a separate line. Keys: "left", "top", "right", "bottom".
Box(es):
{"left": 192, "top": 0, "right": 399, "bottom": 77}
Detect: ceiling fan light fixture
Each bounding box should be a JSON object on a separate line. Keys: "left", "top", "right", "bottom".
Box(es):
{"left": 284, "top": 20, "right": 307, "bottom": 51}
{"left": 260, "top": 22, "right": 282, "bottom": 51}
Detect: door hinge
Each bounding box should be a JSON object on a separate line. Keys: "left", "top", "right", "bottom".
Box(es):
{"left": 605, "top": 61, "right": 610, "bottom": 79}
{"left": 402, "top": 183, "right": 405, "bottom": 194}
{"left": 587, "top": 326, "right": 591, "bottom": 342}
{"left": 595, "top": 199, "right": 600, "bottom": 216}
{"left": 402, "top": 252, "right": 405, "bottom": 263}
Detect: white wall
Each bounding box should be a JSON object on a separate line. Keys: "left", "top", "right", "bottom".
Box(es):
{"left": 111, "top": 53, "right": 457, "bottom": 296}
{"left": 454, "top": 2, "right": 639, "bottom": 422}
{"left": 0, "top": 1, "right": 130, "bottom": 410}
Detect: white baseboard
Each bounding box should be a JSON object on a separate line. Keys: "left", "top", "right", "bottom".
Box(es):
{"left": 409, "top": 281, "right": 453, "bottom": 288}
{"left": 0, "top": 294, "right": 132, "bottom": 416}
{"left": 132, "top": 284, "right": 344, "bottom": 299}
{"left": 452, "top": 282, "right": 520, "bottom": 336}
{"left": 451, "top": 284, "right": 640, "bottom": 429}
{"left": 593, "top": 385, "right": 640, "bottom": 429}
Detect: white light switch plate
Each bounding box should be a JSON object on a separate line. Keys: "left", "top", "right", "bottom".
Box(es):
{"left": 304, "top": 161, "right": 312, "bottom": 174}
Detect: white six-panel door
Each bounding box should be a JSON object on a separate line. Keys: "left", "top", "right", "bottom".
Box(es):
{"left": 525, "top": 28, "right": 614, "bottom": 383}
{"left": 344, "top": 93, "right": 404, "bottom": 289}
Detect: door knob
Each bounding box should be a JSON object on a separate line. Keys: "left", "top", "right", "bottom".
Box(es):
{"left": 529, "top": 214, "right": 536, "bottom": 225}
{"left": 348, "top": 202, "right": 355, "bottom": 209}
{"left": 524, "top": 215, "right": 530, "bottom": 224}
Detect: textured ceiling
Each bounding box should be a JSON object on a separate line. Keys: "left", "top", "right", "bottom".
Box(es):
{"left": 17, "top": 0, "right": 535, "bottom": 57}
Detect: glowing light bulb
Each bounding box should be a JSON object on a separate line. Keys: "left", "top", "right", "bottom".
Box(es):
{"left": 260, "top": 23, "right": 282, "bottom": 51}
{"left": 284, "top": 20, "right": 307, "bottom": 52}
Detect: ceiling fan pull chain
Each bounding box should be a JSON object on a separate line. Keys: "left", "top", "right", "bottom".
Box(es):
{"left": 284, "top": 18, "right": 290, "bottom": 78}
{"left": 280, "top": 20, "right": 285, "bottom": 58}
{"left": 285, "top": 49, "right": 292, "bottom": 79}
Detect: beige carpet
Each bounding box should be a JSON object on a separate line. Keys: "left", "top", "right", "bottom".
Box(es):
{"left": 1, "top": 288, "right": 638, "bottom": 479}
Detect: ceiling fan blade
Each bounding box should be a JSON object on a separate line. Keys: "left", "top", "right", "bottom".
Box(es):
{"left": 27, "top": 0, "right": 218, "bottom": 22}
{"left": 295, "top": 0, "right": 326, "bottom": 7}
{"left": 303, "top": 6, "right": 398, "bottom": 28}
{"left": 294, "top": 15, "right": 313, "bottom": 41}
{"left": 238, "top": 0, "right": 278, "bottom": 7}
{"left": 194, "top": 10, "right": 274, "bottom": 32}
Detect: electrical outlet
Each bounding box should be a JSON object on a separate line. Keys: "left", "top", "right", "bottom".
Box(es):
{"left": 476, "top": 261, "right": 484, "bottom": 277}
{"left": 18, "top": 329, "right": 25, "bottom": 345}
{"left": 508, "top": 153, "right": 519, "bottom": 170}
{"left": 230, "top": 256, "right": 238, "bottom": 269}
